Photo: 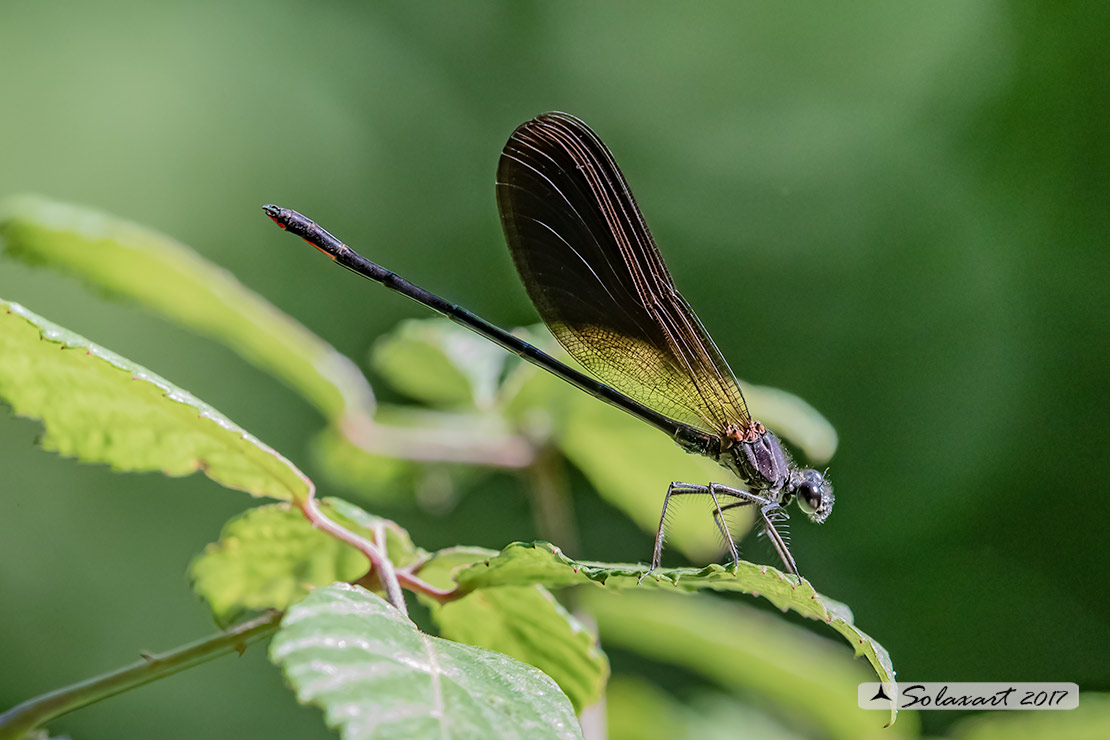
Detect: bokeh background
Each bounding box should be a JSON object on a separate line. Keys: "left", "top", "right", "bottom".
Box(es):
{"left": 1, "top": 1, "right": 1107, "bottom": 738}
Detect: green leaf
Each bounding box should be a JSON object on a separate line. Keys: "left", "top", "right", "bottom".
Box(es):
{"left": 0, "top": 195, "right": 373, "bottom": 423}
{"left": 370, "top": 318, "right": 507, "bottom": 409}
{"left": 0, "top": 299, "right": 311, "bottom": 501}
{"left": 324, "top": 496, "right": 424, "bottom": 570}
{"left": 584, "top": 590, "right": 912, "bottom": 740}
{"left": 431, "top": 585, "right": 609, "bottom": 712}
{"left": 189, "top": 503, "right": 366, "bottom": 624}
{"left": 416, "top": 546, "right": 499, "bottom": 590}
{"left": 451, "top": 541, "right": 897, "bottom": 726}
{"left": 189, "top": 498, "right": 421, "bottom": 623}
{"left": 270, "top": 583, "right": 584, "bottom": 740}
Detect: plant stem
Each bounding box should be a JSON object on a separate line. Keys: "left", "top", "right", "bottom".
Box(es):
{"left": 341, "top": 413, "right": 536, "bottom": 468}
{"left": 0, "top": 611, "right": 279, "bottom": 740}
{"left": 297, "top": 495, "right": 408, "bottom": 616}
{"left": 398, "top": 572, "right": 459, "bottom": 604}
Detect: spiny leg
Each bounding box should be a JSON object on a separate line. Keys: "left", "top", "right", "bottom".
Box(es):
{"left": 657, "top": 484, "right": 802, "bottom": 577}
{"left": 642, "top": 482, "right": 764, "bottom": 583}
{"left": 710, "top": 489, "right": 774, "bottom": 570}
{"left": 709, "top": 490, "right": 800, "bottom": 574}
{"left": 760, "top": 504, "right": 799, "bottom": 576}
{"left": 642, "top": 482, "right": 707, "bottom": 583}
{"left": 707, "top": 483, "right": 740, "bottom": 565}
{"left": 709, "top": 486, "right": 775, "bottom": 534}
{"left": 716, "top": 500, "right": 800, "bottom": 576}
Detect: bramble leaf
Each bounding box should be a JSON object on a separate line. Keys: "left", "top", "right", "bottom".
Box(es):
{"left": 452, "top": 541, "right": 896, "bottom": 725}
{"left": 0, "top": 299, "right": 310, "bottom": 501}
{"left": 415, "top": 546, "right": 498, "bottom": 590}
{"left": 270, "top": 584, "right": 584, "bottom": 740}
{"left": 189, "top": 498, "right": 420, "bottom": 623}
{"left": 431, "top": 585, "right": 609, "bottom": 712}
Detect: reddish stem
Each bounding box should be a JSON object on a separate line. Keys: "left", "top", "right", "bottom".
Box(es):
{"left": 296, "top": 496, "right": 409, "bottom": 617}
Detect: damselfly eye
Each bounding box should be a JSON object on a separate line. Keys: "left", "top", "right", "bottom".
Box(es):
{"left": 791, "top": 469, "right": 833, "bottom": 523}
{"left": 797, "top": 483, "right": 821, "bottom": 515}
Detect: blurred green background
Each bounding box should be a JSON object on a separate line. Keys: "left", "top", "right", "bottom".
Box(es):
{"left": 1, "top": 1, "right": 1107, "bottom": 738}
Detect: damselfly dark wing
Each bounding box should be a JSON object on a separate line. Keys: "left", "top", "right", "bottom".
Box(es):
{"left": 496, "top": 112, "right": 751, "bottom": 434}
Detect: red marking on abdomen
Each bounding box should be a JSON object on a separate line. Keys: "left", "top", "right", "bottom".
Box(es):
{"left": 301, "top": 237, "right": 336, "bottom": 259}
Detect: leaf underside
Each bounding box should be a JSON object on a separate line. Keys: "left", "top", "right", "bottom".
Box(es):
{"left": 0, "top": 299, "right": 310, "bottom": 501}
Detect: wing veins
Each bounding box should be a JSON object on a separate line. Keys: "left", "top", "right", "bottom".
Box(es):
{"left": 550, "top": 120, "right": 747, "bottom": 428}
{"left": 497, "top": 113, "right": 752, "bottom": 432}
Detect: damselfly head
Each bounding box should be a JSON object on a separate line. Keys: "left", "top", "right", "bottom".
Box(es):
{"left": 787, "top": 468, "right": 834, "bottom": 523}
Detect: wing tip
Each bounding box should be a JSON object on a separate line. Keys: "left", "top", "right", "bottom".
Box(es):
{"left": 509, "top": 111, "right": 593, "bottom": 144}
